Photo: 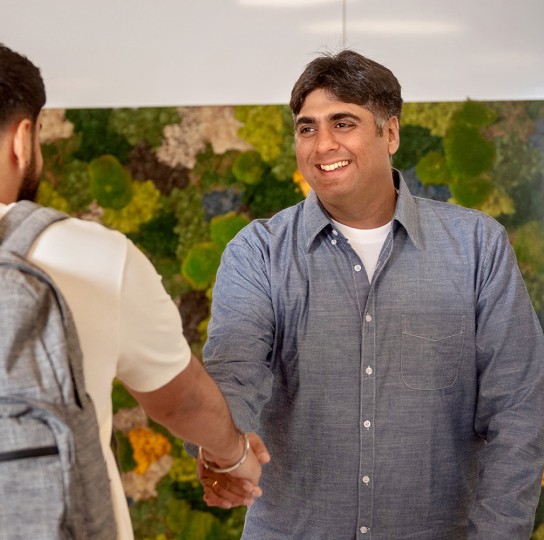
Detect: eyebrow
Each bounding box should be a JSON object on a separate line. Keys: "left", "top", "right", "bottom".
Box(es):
{"left": 295, "top": 112, "right": 362, "bottom": 127}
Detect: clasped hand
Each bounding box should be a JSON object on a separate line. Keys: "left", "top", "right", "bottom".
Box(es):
{"left": 198, "top": 433, "right": 270, "bottom": 509}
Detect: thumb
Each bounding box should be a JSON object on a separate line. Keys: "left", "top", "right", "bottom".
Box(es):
{"left": 247, "top": 433, "right": 270, "bottom": 464}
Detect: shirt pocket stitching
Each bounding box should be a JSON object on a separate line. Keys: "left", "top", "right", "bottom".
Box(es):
{"left": 401, "top": 315, "right": 466, "bottom": 390}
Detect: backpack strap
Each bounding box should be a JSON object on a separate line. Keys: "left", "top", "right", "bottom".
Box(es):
{"left": 0, "top": 201, "right": 69, "bottom": 256}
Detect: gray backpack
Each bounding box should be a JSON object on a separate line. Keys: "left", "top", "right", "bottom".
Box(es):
{"left": 0, "top": 201, "right": 117, "bottom": 540}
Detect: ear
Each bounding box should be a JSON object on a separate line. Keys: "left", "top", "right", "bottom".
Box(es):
{"left": 12, "top": 118, "right": 33, "bottom": 172}
{"left": 386, "top": 116, "right": 400, "bottom": 156}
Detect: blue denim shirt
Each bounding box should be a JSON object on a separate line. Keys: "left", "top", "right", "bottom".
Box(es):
{"left": 202, "top": 171, "right": 544, "bottom": 540}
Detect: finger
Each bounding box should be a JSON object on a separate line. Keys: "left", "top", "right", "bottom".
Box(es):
{"left": 200, "top": 468, "right": 254, "bottom": 495}
{"left": 247, "top": 433, "right": 270, "bottom": 464}
{"left": 203, "top": 479, "right": 255, "bottom": 508}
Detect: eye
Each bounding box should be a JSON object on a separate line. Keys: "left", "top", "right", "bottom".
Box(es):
{"left": 335, "top": 122, "right": 353, "bottom": 129}
{"left": 298, "top": 126, "right": 315, "bottom": 135}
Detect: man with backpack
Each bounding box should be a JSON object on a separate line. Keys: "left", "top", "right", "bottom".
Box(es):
{"left": 0, "top": 44, "right": 268, "bottom": 540}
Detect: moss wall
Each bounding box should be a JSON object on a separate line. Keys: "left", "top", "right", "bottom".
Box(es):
{"left": 38, "top": 101, "right": 544, "bottom": 540}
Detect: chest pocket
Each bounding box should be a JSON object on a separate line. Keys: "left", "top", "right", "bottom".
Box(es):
{"left": 401, "top": 314, "right": 466, "bottom": 390}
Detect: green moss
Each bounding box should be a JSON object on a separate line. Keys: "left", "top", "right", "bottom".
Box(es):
{"left": 415, "top": 151, "right": 453, "bottom": 186}
{"left": 65, "top": 109, "right": 132, "bottom": 164}
{"left": 451, "top": 100, "right": 498, "bottom": 128}
{"left": 243, "top": 169, "right": 305, "bottom": 218}
{"left": 115, "top": 431, "right": 138, "bottom": 473}
{"left": 112, "top": 379, "right": 138, "bottom": 412}
{"left": 526, "top": 101, "right": 544, "bottom": 121}
{"left": 128, "top": 209, "right": 179, "bottom": 258}
{"left": 164, "top": 187, "right": 210, "bottom": 262}
{"left": 181, "top": 242, "right": 223, "bottom": 290}
{"left": 166, "top": 498, "right": 192, "bottom": 533}
{"left": 36, "top": 181, "right": 69, "bottom": 213}
{"left": 232, "top": 151, "right": 266, "bottom": 185}
{"left": 109, "top": 107, "right": 180, "bottom": 149}
{"left": 444, "top": 124, "right": 495, "bottom": 179}
{"left": 88, "top": 155, "right": 133, "bottom": 210}
{"left": 235, "top": 105, "right": 284, "bottom": 162}
{"left": 270, "top": 105, "right": 298, "bottom": 181}
{"left": 130, "top": 476, "right": 173, "bottom": 538}
{"left": 449, "top": 176, "right": 494, "bottom": 208}
{"left": 178, "top": 510, "right": 221, "bottom": 540}
{"left": 147, "top": 255, "right": 191, "bottom": 298}
{"left": 56, "top": 159, "right": 93, "bottom": 213}
{"left": 210, "top": 211, "right": 251, "bottom": 249}
{"left": 393, "top": 125, "right": 443, "bottom": 171}
{"left": 192, "top": 145, "right": 240, "bottom": 193}
{"left": 491, "top": 134, "right": 544, "bottom": 191}
{"left": 513, "top": 221, "right": 544, "bottom": 275}
{"left": 101, "top": 180, "right": 161, "bottom": 233}
{"left": 401, "top": 102, "right": 463, "bottom": 137}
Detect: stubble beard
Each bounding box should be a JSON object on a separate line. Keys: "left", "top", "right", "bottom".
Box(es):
{"left": 17, "top": 146, "right": 41, "bottom": 203}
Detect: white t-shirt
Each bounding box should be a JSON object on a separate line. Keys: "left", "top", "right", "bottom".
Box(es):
{"left": 0, "top": 203, "right": 191, "bottom": 540}
{"left": 331, "top": 219, "right": 392, "bottom": 283}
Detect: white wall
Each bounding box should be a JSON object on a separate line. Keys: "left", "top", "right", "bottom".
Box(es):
{"left": 1, "top": 0, "right": 543, "bottom": 108}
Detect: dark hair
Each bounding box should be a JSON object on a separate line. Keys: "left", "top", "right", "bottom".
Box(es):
{"left": 290, "top": 50, "right": 402, "bottom": 134}
{"left": 0, "top": 44, "right": 46, "bottom": 131}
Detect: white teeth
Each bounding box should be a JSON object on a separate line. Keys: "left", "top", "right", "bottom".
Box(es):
{"left": 320, "top": 161, "right": 349, "bottom": 171}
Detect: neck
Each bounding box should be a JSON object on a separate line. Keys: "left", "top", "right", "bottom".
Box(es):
{"left": 322, "top": 182, "right": 397, "bottom": 230}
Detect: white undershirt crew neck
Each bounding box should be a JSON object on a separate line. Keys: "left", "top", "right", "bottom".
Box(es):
{"left": 331, "top": 219, "right": 392, "bottom": 283}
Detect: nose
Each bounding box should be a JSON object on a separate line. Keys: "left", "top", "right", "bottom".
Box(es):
{"left": 315, "top": 127, "right": 339, "bottom": 154}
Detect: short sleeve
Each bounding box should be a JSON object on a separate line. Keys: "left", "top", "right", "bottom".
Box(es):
{"left": 116, "top": 240, "right": 191, "bottom": 392}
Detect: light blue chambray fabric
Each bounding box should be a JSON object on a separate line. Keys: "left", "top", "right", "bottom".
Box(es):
{"left": 203, "top": 170, "right": 544, "bottom": 540}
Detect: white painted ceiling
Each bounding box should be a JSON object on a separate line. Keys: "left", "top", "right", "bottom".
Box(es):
{"left": 1, "top": 0, "right": 543, "bottom": 108}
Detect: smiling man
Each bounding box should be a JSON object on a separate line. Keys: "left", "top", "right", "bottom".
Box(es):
{"left": 196, "top": 50, "right": 544, "bottom": 539}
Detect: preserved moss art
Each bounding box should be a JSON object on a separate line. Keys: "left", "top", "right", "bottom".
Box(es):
{"left": 37, "top": 99, "right": 544, "bottom": 539}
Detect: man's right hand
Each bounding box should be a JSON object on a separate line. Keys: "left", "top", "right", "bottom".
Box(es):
{"left": 200, "top": 433, "right": 270, "bottom": 509}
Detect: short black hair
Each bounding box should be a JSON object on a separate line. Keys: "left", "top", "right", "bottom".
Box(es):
{"left": 290, "top": 50, "right": 402, "bottom": 134}
{"left": 0, "top": 44, "right": 46, "bottom": 131}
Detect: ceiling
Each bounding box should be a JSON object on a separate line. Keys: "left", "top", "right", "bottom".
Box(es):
{"left": 1, "top": 0, "right": 543, "bottom": 108}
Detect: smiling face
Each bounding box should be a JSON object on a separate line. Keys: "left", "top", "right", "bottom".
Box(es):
{"left": 295, "top": 88, "right": 400, "bottom": 227}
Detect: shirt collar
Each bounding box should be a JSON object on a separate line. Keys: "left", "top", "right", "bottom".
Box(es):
{"left": 302, "top": 169, "right": 420, "bottom": 251}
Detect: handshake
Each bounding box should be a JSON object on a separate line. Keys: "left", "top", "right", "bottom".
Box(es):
{"left": 197, "top": 432, "right": 270, "bottom": 510}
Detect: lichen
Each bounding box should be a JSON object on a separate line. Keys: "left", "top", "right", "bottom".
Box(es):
{"left": 156, "top": 106, "right": 252, "bottom": 170}
{"left": 164, "top": 187, "right": 210, "bottom": 262}
{"left": 39, "top": 109, "right": 74, "bottom": 144}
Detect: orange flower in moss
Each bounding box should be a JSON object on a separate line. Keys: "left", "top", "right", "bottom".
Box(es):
{"left": 293, "top": 170, "right": 311, "bottom": 197}
{"left": 128, "top": 426, "right": 172, "bottom": 475}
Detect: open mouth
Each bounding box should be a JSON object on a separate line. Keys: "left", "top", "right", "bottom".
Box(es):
{"left": 318, "top": 160, "right": 350, "bottom": 172}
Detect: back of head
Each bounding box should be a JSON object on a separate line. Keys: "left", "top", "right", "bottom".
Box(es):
{"left": 0, "top": 44, "right": 46, "bottom": 132}
{"left": 290, "top": 49, "right": 403, "bottom": 131}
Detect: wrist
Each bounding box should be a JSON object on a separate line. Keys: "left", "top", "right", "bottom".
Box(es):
{"left": 200, "top": 429, "right": 250, "bottom": 473}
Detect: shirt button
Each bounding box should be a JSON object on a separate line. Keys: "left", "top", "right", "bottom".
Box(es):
{"left": 354, "top": 264, "right": 362, "bottom": 272}
{"left": 360, "top": 527, "right": 368, "bottom": 533}
{"left": 332, "top": 230, "right": 338, "bottom": 236}
{"left": 331, "top": 239, "right": 337, "bottom": 245}
{"left": 366, "top": 366, "right": 373, "bottom": 375}
{"left": 364, "top": 420, "right": 371, "bottom": 428}
{"left": 365, "top": 314, "right": 372, "bottom": 322}
{"left": 362, "top": 476, "right": 370, "bottom": 484}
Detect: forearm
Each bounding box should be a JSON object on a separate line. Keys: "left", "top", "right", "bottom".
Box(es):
{"left": 128, "top": 355, "right": 244, "bottom": 467}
